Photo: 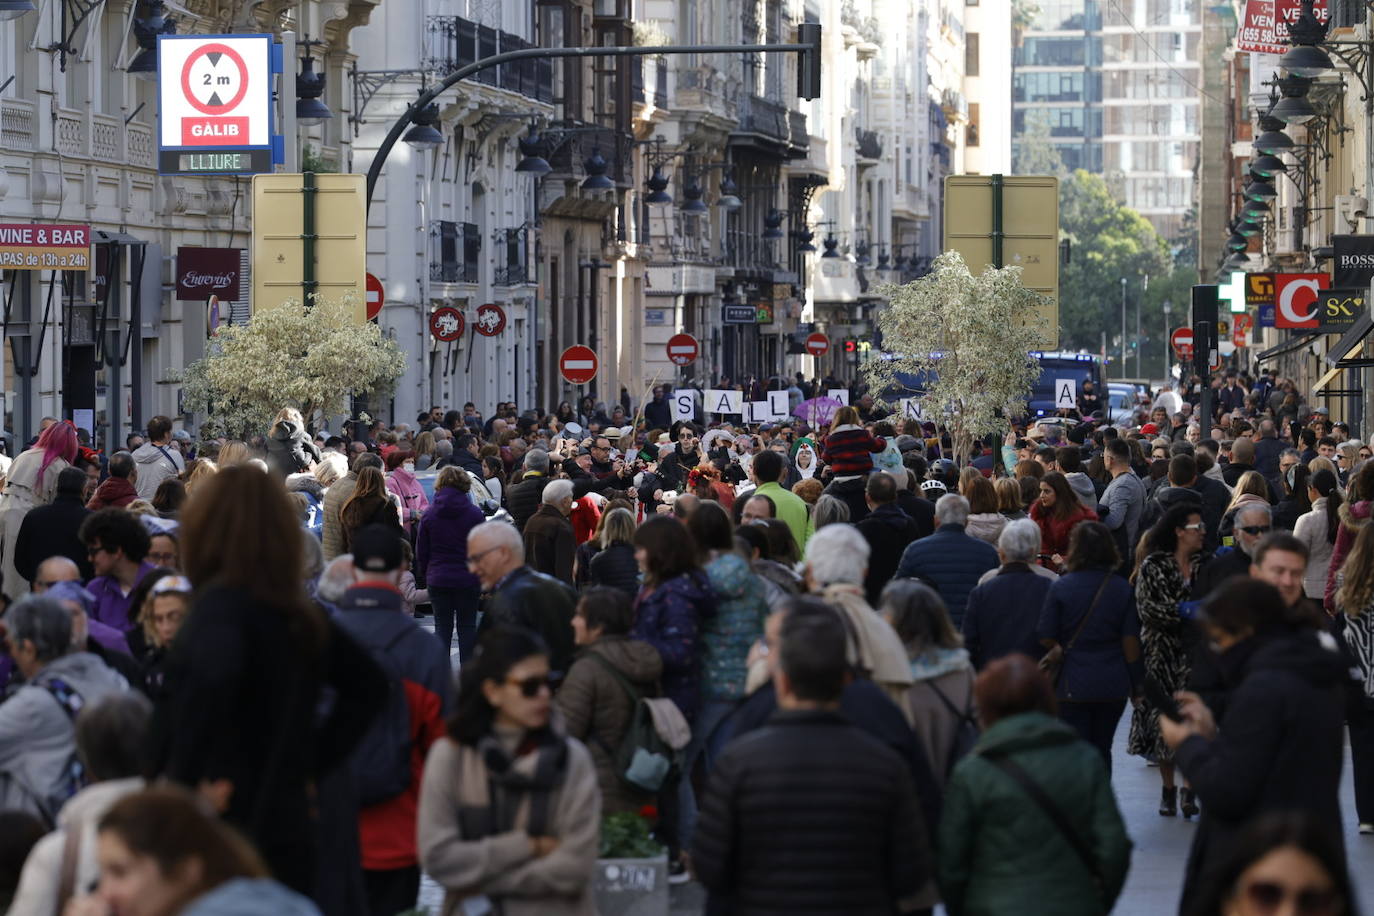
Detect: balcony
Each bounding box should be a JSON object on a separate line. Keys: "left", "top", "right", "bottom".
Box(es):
{"left": 546, "top": 122, "right": 634, "bottom": 187}
{"left": 675, "top": 64, "right": 739, "bottom": 124}
{"left": 941, "top": 88, "right": 968, "bottom": 122}
{"left": 731, "top": 94, "right": 808, "bottom": 159}
{"left": 429, "top": 220, "right": 480, "bottom": 284}
{"left": 493, "top": 227, "right": 530, "bottom": 286}
{"left": 426, "top": 16, "right": 553, "bottom": 103}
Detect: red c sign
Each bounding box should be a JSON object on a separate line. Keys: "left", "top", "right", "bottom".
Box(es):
{"left": 1274, "top": 273, "right": 1330, "bottom": 328}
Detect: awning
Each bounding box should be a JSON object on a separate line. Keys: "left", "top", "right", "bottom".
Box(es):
{"left": 1326, "top": 312, "right": 1372, "bottom": 367}
{"left": 1312, "top": 342, "right": 1363, "bottom": 395}
{"left": 1256, "top": 332, "right": 1320, "bottom": 363}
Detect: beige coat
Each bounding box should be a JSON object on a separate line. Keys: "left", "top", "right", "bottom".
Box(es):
{"left": 816, "top": 583, "right": 915, "bottom": 715}
{"left": 418, "top": 734, "right": 601, "bottom": 916}
{"left": 0, "top": 448, "right": 70, "bottom": 600}
{"left": 320, "top": 471, "right": 357, "bottom": 561}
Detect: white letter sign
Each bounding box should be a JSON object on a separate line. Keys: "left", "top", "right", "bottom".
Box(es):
{"left": 1054, "top": 378, "right": 1077, "bottom": 410}
{"left": 672, "top": 390, "right": 699, "bottom": 423}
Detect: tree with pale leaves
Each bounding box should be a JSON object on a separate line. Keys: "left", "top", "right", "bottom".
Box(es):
{"left": 180, "top": 295, "right": 407, "bottom": 440}
{"left": 864, "top": 251, "right": 1049, "bottom": 466}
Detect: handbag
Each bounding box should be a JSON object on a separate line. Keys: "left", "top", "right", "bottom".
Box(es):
{"left": 1038, "top": 573, "right": 1111, "bottom": 687}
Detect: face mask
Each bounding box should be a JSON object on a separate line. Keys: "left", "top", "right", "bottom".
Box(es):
{"left": 402, "top": 462, "right": 415, "bottom": 473}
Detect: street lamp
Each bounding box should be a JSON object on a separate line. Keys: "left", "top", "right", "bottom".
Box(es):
{"left": 1119, "top": 277, "right": 1127, "bottom": 379}
{"left": 514, "top": 128, "right": 552, "bottom": 174}
{"left": 717, "top": 174, "right": 742, "bottom": 212}
{"left": 295, "top": 55, "right": 332, "bottom": 125}
{"left": 821, "top": 234, "right": 841, "bottom": 258}
{"left": 128, "top": 0, "right": 175, "bottom": 80}
{"left": 680, "top": 180, "right": 707, "bottom": 212}
{"left": 580, "top": 149, "right": 615, "bottom": 190}
{"left": 762, "top": 209, "right": 785, "bottom": 240}
{"left": 644, "top": 167, "right": 672, "bottom": 204}
{"left": 1269, "top": 74, "right": 1317, "bottom": 124}
{"left": 1162, "top": 300, "right": 1172, "bottom": 379}
{"left": 402, "top": 100, "right": 444, "bottom": 151}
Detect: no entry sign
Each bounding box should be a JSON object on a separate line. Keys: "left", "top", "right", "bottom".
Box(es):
{"left": 560, "top": 345, "right": 599, "bottom": 385}
{"left": 365, "top": 272, "right": 384, "bottom": 321}
{"left": 429, "top": 306, "right": 464, "bottom": 342}
{"left": 666, "top": 333, "right": 699, "bottom": 366}
{"left": 1170, "top": 327, "right": 1194, "bottom": 359}
{"left": 805, "top": 332, "right": 830, "bottom": 357}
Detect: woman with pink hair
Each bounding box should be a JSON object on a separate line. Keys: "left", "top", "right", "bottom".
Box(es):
{"left": 0, "top": 420, "right": 78, "bottom": 598}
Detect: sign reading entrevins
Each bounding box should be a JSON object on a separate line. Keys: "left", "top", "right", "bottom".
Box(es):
{"left": 158, "top": 34, "right": 273, "bottom": 175}
{"left": 0, "top": 224, "right": 91, "bottom": 270}
{"left": 176, "top": 247, "right": 242, "bottom": 300}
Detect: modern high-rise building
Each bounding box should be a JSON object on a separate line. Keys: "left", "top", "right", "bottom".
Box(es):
{"left": 1011, "top": 0, "right": 1200, "bottom": 241}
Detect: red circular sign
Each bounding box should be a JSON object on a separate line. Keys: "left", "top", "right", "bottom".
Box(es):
{"left": 430, "top": 306, "right": 465, "bottom": 342}
{"left": 666, "top": 333, "right": 699, "bottom": 366}
{"left": 180, "top": 43, "right": 251, "bottom": 116}
{"left": 1170, "top": 327, "right": 1194, "bottom": 359}
{"left": 805, "top": 332, "right": 830, "bottom": 356}
{"left": 365, "top": 273, "right": 384, "bottom": 322}
{"left": 560, "top": 345, "right": 599, "bottom": 385}
{"left": 474, "top": 303, "right": 506, "bottom": 337}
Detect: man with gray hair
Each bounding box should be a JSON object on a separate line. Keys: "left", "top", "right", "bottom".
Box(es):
{"left": 964, "top": 519, "right": 1058, "bottom": 670}
{"left": 802, "top": 524, "right": 913, "bottom": 706}
{"left": 85, "top": 451, "right": 138, "bottom": 510}
{"left": 523, "top": 478, "right": 575, "bottom": 584}
{"left": 468, "top": 520, "right": 577, "bottom": 679}
{"left": 507, "top": 448, "right": 552, "bottom": 533}
{"left": 894, "top": 494, "right": 999, "bottom": 628}
{"left": 0, "top": 596, "right": 127, "bottom": 823}
{"left": 1195, "top": 503, "right": 1275, "bottom": 598}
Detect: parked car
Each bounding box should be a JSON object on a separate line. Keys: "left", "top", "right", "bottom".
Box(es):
{"left": 413, "top": 470, "right": 512, "bottom": 524}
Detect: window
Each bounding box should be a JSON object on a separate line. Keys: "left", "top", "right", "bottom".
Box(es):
{"left": 966, "top": 33, "right": 979, "bottom": 76}
{"left": 967, "top": 102, "right": 980, "bottom": 146}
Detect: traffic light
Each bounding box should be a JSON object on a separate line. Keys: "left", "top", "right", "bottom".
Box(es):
{"left": 797, "top": 22, "right": 822, "bottom": 100}
{"left": 843, "top": 338, "right": 858, "bottom": 354}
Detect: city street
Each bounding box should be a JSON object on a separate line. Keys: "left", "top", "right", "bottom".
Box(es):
{"left": 414, "top": 621, "right": 1374, "bottom": 916}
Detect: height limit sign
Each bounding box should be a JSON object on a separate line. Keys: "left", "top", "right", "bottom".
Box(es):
{"left": 158, "top": 34, "right": 273, "bottom": 176}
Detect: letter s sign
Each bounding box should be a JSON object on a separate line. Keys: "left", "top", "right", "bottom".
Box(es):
{"left": 1274, "top": 273, "right": 1330, "bottom": 329}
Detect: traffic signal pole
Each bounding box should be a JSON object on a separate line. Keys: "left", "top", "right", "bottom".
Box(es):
{"left": 363, "top": 26, "right": 823, "bottom": 212}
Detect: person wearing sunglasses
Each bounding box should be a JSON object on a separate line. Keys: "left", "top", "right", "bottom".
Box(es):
{"left": 1162, "top": 578, "right": 1347, "bottom": 910}
{"left": 418, "top": 626, "right": 600, "bottom": 916}
{"left": 1191, "top": 811, "right": 1352, "bottom": 916}
{"left": 1195, "top": 505, "right": 1277, "bottom": 603}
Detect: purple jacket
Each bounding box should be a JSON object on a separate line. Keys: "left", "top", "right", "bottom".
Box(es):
{"left": 86, "top": 562, "right": 156, "bottom": 632}
{"left": 415, "top": 487, "right": 483, "bottom": 590}
{"left": 632, "top": 570, "right": 716, "bottom": 723}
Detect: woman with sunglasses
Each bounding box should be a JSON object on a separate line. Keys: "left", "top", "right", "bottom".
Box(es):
{"left": 418, "top": 627, "right": 600, "bottom": 916}
{"left": 1188, "top": 811, "right": 1352, "bottom": 916}
{"left": 1161, "top": 579, "right": 1346, "bottom": 909}
{"left": 1128, "top": 503, "right": 1206, "bottom": 818}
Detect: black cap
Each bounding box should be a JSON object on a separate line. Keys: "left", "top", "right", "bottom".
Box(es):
{"left": 351, "top": 524, "right": 403, "bottom": 573}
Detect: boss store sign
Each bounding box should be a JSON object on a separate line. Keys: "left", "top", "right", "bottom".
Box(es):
{"left": 176, "top": 247, "right": 242, "bottom": 300}
{"left": 1333, "top": 235, "right": 1374, "bottom": 287}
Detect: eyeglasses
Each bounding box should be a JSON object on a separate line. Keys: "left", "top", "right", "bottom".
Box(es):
{"left": 465, "top": 546, "right": 503, "bottom": 567}
{"left": 1241, "top": 880, "right": 1341, "bottom": 915}
{"left": 86, "top": 545, "right": 108, "bottom": 558}
{"left": 506, "top": 674, "right": 553, "bottom": 698}
{"left": 1238, "top": 525, "right": 1273, "bottom": 537}
{"left": 1181, "top": 522, "right": 1206, "bottom": 532}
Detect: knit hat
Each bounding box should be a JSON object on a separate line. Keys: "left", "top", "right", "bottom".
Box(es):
{"left": 1140, "top": 423, "right": 1159, "bottom": 436}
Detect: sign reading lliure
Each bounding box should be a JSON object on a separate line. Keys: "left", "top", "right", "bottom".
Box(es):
{"left": 176, "top": 247, "right": 242, "bottom": 300}
{"left": 1332, "top": 235, "right": 1374, "bottom": 288}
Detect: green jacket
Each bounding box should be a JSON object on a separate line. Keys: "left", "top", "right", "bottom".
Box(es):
{"left": 938, "top": 712, "right": 1131, "bottom": 916}
{"left": 753, "top": 481, "right": 814, "bottom": 551}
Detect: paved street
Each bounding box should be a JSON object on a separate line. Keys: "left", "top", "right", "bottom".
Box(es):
{"left": 410, "top": 634, "right": 1373, "bottom": 916}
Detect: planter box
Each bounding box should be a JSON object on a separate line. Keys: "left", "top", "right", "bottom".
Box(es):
{"left": 592, "top": 853, "right": 669, "bottom": 916}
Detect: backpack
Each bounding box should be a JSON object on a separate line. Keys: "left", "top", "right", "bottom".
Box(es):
{"left": 585, "top": 652, "right": 676, "bottom": 793}
{"left": 923, "top": 674, "right": 980, "bottom": 780}
{"left": 351, "top": 628, "right": 415, "bottom": 806}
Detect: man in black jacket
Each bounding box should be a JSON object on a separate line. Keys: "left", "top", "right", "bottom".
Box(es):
{"left": 14, "top": 467, "right": 94, "bottom": 586}
{"left": 506, "top": 449, "right": 552, "bottom": 532}
{"left": 643, "top": 386, "right": 672, "bottom": 430}
{"left": 693, "top": 601, "right": 929, "bottom": 915}
{"left": 658, "top": 426, "right": 702, "bottom": 491}
{"left": 468, "top": 519, "right": 576, "bottom": 679}
{"left": 447, "top": 433, "right": 486, "bottom": 478}
{"left": 855, "top": 472, "right": 925, "bottom": 604}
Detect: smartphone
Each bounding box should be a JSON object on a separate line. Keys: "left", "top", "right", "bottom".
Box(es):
{"left": 1143, "top": 676, "right": 1183, "bottom": 722}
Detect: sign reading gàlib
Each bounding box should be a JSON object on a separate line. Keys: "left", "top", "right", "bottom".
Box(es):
{"left": 158, "top": 34, "right": 273, "bottom": 175}
{"left": 0, "top": 224, "right": 91, "bottom": 270}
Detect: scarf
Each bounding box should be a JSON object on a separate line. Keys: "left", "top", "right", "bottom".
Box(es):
{"left": 908, "top": 646, "right": 972, "bottom": 681}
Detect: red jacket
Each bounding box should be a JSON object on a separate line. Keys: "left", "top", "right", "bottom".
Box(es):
{"left": 1030, "top": 499, "right": 1098, "bottom": 561}
{"left": 86, "top": 476, "right": 138, "bottom": 510}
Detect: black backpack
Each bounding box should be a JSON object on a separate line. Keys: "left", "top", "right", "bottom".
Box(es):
{"left": 351, "top": 628, "right": 415, "bottom": 806}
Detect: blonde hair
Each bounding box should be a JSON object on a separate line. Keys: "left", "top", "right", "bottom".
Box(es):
{"left": 599, "top": 506, "right": 637, "bottom": 549}
{"left": 828, "top": 406, "right": 861, "bottom": 433}
{"left": 414, "top": 431, "right": 437, "bottom": 460}
{"left": 313, "top": 452, "right": 347, "bottom": 488}
{"left": 126, "top": 499, "right": 157, "bottom": 516}
{"left": 272, "top": 407, "right": 305, "bottom": 431}
{"left": 1225, "top": 471, "right": 1271, "bottom": 515}
{"left": 1309, "top": 456, "right": 1339, "bottom": 479}
{"left": 184, "top": 459, "right": 218, "bottom": 498}
{"left": 218, "top": 441, "right": 251, "bottom": 467}
{"left": 1338, "top": 522, "right": 1374, "bottom": 616}
{"left": 994, "top": 477, "right": 1023, "bottom": 513}
{"left": 141, "top": 589, "right": 191, "bottom": 648}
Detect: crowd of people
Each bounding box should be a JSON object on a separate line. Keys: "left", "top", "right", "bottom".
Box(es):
{"left": 0, "top": 366, "right": 1369, "bottom": 916}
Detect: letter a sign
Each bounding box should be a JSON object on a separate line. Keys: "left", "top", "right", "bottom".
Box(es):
{"left": 158, "top": 34, "right": 273, "bottom": 175}
{"left": 1054, "top": 378, "right": 1077, "bottom": 410}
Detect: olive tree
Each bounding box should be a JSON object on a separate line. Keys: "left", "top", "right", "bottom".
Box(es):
{"left": 864, "top": 251, "right": 1049, "bottom": 466}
